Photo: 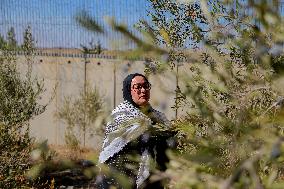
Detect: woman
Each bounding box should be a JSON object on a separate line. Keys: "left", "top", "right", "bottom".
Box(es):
{"left": 97, "top": 73, "right": 174, "bottom": 189}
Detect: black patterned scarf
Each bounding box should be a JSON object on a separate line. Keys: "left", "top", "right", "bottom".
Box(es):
{"left": 98, "top": 74, "right": 170, "bottom": 188}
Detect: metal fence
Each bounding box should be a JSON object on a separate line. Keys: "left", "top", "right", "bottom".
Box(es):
{"left": 1, "top": 1, "right": 283, "bottom": 50}
{"left": 280, "top": 0, "right": 284, "bottom": 15}
{"left": 0, "top": 0, "right": 149, "bottom": 50}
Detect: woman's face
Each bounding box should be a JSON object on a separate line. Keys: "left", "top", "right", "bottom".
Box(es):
{"left": 130, "top": 76, "right": 151, "bottom": 107}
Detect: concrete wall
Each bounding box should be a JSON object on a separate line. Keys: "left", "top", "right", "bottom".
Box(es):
{"left": 16, "top": 54, "right": 182, "bottom": 149}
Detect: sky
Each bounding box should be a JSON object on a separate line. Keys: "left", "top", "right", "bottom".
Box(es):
{"left": 0, "top": 0, "right": 151, "bottom": 49}
{"left": 1, "top": 1, "right": 284, "bottom": 50}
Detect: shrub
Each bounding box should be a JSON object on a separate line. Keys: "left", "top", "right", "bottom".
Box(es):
{"left": 56, "top": 87, "right": 105, "bottom": 148}
{"left": 0, "top": 26, "right": 46, "bottom": 188}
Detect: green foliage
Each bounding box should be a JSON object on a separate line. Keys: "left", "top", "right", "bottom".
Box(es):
{"left": 27, "top": 140, "right": 57, "bottom": 179}
{"left": 0, "top": 63, "right": 45, "bottom": 127}
{"left": 76, "top": 10, "right": 104, "bottom": 34}
{"left": 0, "top": 26, "right": 46, "bottom": 128}
{"left": 22, "top": 25, "right": 36, "bottom": 58}
{"left": 81, "top": 39, "right": 103, "bottom": 54}
{"left": 61, "top": 1, "right": 284, "bottom": 188}
{"left": 0, "top": 64, "right": 45, "bottom": 129}
{"left": 0, "top": 26, "right": 46, "bottom": 188}
{"left": 0, "top": 35, "right": 5, "bottom": 49}
{"left": 56, "top": 87, "right": 105, "bottom": 147}
{"left": 0, "top": 124, "right": 33, "bottom": 188}
{"left": 144, "top": 58, "right": 167, "bottom": 76}
{"left": 7, "top": 27, "right": 17, "bottom": 50}
{"left": 138, "top": 0, "right": 284, "bottom": 188}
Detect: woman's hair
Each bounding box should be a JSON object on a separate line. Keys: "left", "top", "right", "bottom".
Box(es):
{"left": 122, "top": 73, "right": 149, "bottom": 107}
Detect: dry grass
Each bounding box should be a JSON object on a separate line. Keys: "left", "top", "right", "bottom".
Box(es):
{"left": 49, "top": 144, "right": 99, "bottom": 161}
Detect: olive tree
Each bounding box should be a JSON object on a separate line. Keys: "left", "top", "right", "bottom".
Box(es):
{"left": 0, "top": 26, "right": 46, "bottom": 188}
{"left": 138, "top": 1, "right": 284, "bottom": 188}
{"left": 56, "top": 87, "right": 105, "bottom": 148}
